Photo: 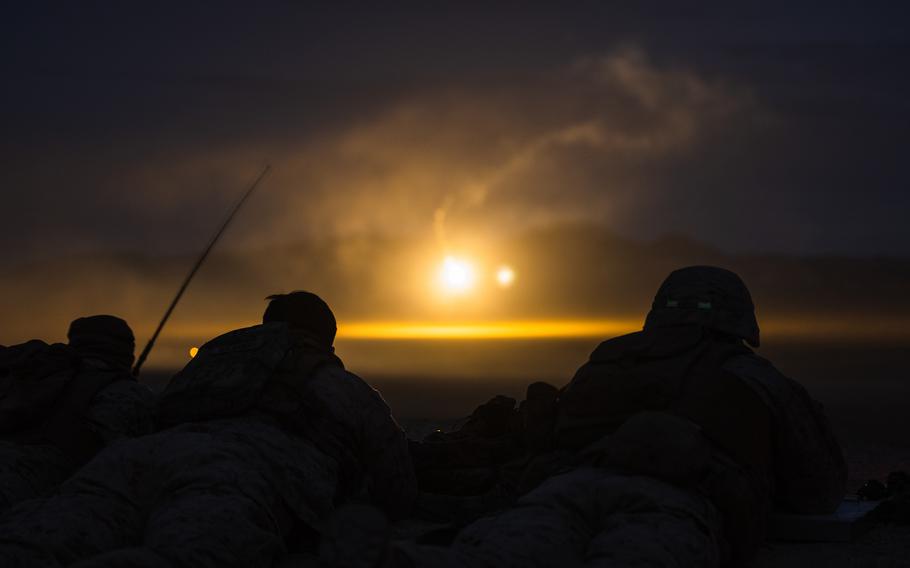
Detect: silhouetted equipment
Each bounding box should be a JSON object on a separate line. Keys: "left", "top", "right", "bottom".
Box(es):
{"left": 858, "top": 480, "right": 888, "bottom": 501}
{"left": 132, "top": 164, "right": 272, "bottom": 377}
{"left": 858, "top": 470, "right": 910, "bottom": 526}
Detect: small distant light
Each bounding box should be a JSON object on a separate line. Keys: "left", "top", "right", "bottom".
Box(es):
{"left": 189, "top": 347, "right": 199, "bottom": 358}
{"left": 496, "top": 266, "right": 515, "bottom": 288}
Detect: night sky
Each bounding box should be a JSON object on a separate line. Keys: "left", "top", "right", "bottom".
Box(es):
{"left": 4, "top": 1, "right": 910, "bottom": 260}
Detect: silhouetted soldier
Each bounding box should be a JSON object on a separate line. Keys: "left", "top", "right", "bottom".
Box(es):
{"left": 0, "top": 315, "right": 155, "bottom": 512}
{"left": 378, "top": 266, "right": 846, "bottom": 568}
{"left": 0, "top": 291, "right": 416, "bottom": 567}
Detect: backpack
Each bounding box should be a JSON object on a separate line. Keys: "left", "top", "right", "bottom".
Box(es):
{"left": 555, "top": 325, "right": 753, "bottom": 450}
{"left": 157, "top": 322, "right": 293, "bottom": 427}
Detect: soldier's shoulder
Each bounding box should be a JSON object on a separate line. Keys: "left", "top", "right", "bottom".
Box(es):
{"left": 202, "top": 322, "right": 291, "bottom": 356}
{"left": 724, "top": 351, "right": 785, "bottom": 379}
{"left": 588, "top": 330, "right": 648, "bottom": 362}
{"left": 1, "top": 340, "right": 75, "bottom": 370}
{"left": 723, "top": 351, "right": 811, "bottom": 407}
{"left": 312, "top": 364, "right": 381, "bottom": 396}
{"left": 313, "top": 363, "right": 359, "bottom": 383}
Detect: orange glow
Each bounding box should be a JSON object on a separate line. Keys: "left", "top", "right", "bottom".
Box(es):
{"left": 437, "top": 256, "right": 476, "bottom": 295}
{"left": 189, "top": 346, "right": 199, "bottom": 358}
{"left": 150, "top": 315, "right": 910, "bottom": 345}
{"left": 337, "top": 319, "right": 641, "bottom": 340}
{"left": 496, "top": 265, "right": 516, "bottom": 287}
{"left": 120, "top": 314, "right": 910, "bottom": 371}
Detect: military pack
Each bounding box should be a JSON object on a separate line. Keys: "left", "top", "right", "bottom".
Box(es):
{"left": 157, "top": 322, "right": 293, "bottom": 427}
{"left": 556, "top": 325, "right": 725, "bottom": 449}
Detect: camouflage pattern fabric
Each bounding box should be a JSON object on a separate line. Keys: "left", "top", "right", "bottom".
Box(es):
{"left": 400, "top": 338, "right": 842, "bottom": 567}
{"left": 156, "top": 323, "right": 292, "bottom": 427}
{"left": 555, "top": 326, "right": 726, "bottom": 451}
{"left": 398, "top": 467, "right": 723, "bottom": 568}
{"left": 83, "top": 377, "right": 156, "bottom": 444}
{"left": 0, "top": 442, "right": 73, "bottom": 512}
{"left": 0, "top": 417, "right": 301, "bottom": 567}
{"left": 724, "top": 353, "right": 847, "bottom": 514}
{"left": 0, "top": 361, "right": 154, "bottom": 513}
{"left": 258, "top": 347, "right": 417, "bottom": 521}
{"left": 0, "top": 339, "right": 415, "bottom": 566}
{"left": 156, "top": 324, "right": 415, "bottom": 520}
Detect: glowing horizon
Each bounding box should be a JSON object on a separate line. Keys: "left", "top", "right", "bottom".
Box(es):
{"left": 136, "top": 315, "right": 910, "bottom": 344}
{"left": 117, "top": 315, "right": 910, "bottom": 370}
{"left": 337, "top": 319, "right": 642, "bottom": 340}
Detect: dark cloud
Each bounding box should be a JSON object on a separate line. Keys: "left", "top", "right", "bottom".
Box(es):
{"left": 2, "top": 2, "right": 909, "bottom": 258}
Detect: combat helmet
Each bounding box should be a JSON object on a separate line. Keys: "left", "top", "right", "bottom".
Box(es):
{"left": 643, "top": 266, "right": 760, "bottom": 347}
{"left": 67, "top": 315, "right": 136, "bottom": 370}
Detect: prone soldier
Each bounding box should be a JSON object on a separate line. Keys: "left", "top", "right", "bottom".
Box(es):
{"left": 0, "top": 315, "right": 155, "bottom": 512}
{"left": 381, "top": 266, "right": 846, "bottom": 568}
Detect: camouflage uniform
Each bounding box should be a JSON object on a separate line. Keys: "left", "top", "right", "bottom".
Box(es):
{"left": 0, "top": 363, "right": 154, "bottom": 511}
{"left": 723, "top": 353, "right": 846, "bottom": 515}
{"left": 398, "top": 266, "right": 845, "bottom": 568}
{"left": 399, "top": 467, "right": 723, "bottom": 568}
{"left": 0, "top": 318, "right": 415, "bottom": 567}
{"left": 0, "top": 317, "right": 155, "bottom": 512}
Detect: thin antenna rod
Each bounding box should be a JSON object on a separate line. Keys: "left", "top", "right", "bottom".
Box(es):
{"left": 132, "top": 164, "right": 272, "bottom": 377}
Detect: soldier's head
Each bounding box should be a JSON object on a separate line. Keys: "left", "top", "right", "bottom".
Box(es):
{"left": 67, "top": 315, "right": 136, "bottom": 370}
{"left": 643, "top": 266, "right": 760, "bottom": 347}
{"left": 263, "top": 291, "right": 337, "bottom": 349}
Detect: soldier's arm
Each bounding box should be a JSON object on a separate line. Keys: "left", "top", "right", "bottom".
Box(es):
{"left": 359, "top": 388, "right": 418, "bottom": 520}
{"left": 726, "top": 355, "right": 847, "bottom": 514}
{"left": 772, "top": 375, "right": 847, "bottom": 513}
{"left": 85, "top": 378, "right": 157, "bottom": 444}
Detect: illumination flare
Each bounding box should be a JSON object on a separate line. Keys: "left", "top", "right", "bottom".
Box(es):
{"left": 496, "top": 265, "right": 515, "bottom": 287}
{"left": 438, "top": 256, "right": 476, "bottom": 294}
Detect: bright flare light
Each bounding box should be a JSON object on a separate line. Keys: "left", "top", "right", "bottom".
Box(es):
{"left": 338, "top": 319, "right": 641, "bottom": 340}
{"left": 438, "top": 256, "right": 476, "bottom": 295}
{"left": 189, "top": 346, "right": 199, "bottom": 358}
{"left": 496, "top": 266, "right": 515, "bottom": 287}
